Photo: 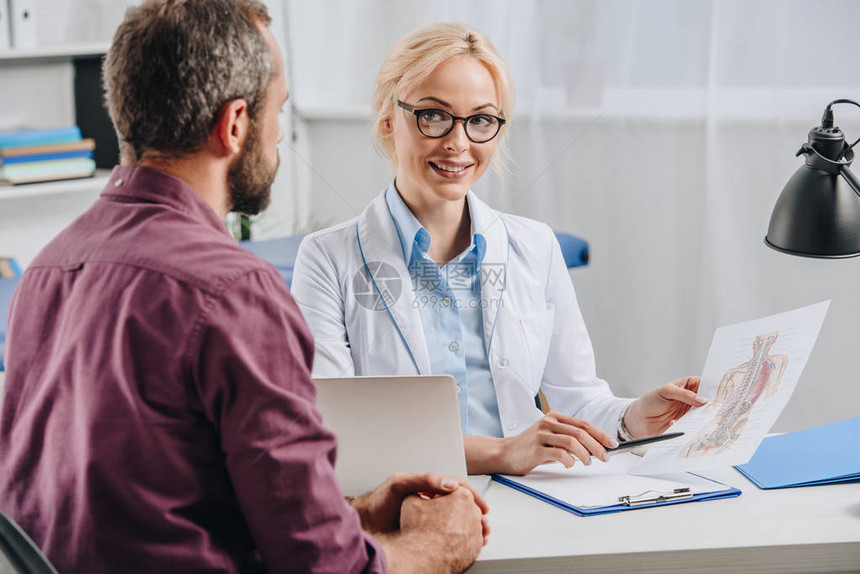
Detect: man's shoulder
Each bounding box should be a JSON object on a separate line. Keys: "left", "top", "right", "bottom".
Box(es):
{"left": 151, "top": 230, "right": 280, "bottom": 296}
{"left": 32, "top": 199, "right": 282, "bottom": 297}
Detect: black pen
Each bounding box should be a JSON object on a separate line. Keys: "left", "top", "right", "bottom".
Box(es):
{"left": 607, "top": 431, "right": 685, "bottom": 456}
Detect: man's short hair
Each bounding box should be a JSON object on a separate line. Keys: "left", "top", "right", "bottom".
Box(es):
{"left": 104, "top": 0, "right": 273, "bottom": 161}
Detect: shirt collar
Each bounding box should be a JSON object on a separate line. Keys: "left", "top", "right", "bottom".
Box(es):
{"left": 384, "top": 180, "right": 486, "bottom": 266}
{"left": 101, "top": 165, "right": 232, "bottom": 239}
{"left": 469, "top": 197, "right": 488, "bottom": 264}
{"left": 385, "top": 181, "right": 429, "bottom": 264}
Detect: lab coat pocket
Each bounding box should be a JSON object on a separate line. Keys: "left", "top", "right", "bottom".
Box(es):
{"left": 519, "top": 309, "right": 555, "bottom": 390}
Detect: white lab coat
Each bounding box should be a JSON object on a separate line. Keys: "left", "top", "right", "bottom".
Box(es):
{"left": 291, "top": 188, "right": 632, "bottom": 437}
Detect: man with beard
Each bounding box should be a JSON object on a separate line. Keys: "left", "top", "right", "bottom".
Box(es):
{"left": 0, "top": 1, "right": 488, "bottom": 573}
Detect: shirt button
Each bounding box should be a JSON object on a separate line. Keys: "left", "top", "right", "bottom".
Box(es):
{"left": 456, "top": 385, "right": 462, "bottom": 394}
{"left": 448, "top": 342, "right": 459, "bottom": 352}
{"left": 498, "top": 358, "right": 510, "bottom": 368}
{"left": 114, "top": 178, "right": 124, "bottom": 187}
{"left": 441, "top": 297, "right": 451, "bottom": 308}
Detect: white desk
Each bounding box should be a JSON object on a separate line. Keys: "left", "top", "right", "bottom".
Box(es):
{"left": 471, "top": 466, "right": 860, "bottom": 573}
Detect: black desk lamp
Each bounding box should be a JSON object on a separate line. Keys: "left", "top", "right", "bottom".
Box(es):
{"left": 766, "top": 99, "right": 860, "bottom": 258}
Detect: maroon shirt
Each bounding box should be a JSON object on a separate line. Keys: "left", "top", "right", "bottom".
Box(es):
{"left": 0, "top": 166, "right": 385, "bottom": 573}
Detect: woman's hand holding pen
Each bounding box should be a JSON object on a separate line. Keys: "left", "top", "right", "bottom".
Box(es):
{"left": 494, "top": 412, "right": 618, "bottom": 476}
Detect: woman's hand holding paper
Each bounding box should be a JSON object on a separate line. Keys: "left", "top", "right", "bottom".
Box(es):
{"left": 623, "top": 376, "right": 706, "bottom": 439}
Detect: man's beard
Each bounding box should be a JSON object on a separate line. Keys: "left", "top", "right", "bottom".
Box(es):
{"left": 227, "top": 118, "right": 278, "bottom": 216}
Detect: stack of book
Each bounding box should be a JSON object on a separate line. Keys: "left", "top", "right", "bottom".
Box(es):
{"left": 0, "top": 127, "right": 97, "bottom": 185}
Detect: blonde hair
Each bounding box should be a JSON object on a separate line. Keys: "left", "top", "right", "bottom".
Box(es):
{"left": 372, "top": 22, "right": 515, "bottom": 167}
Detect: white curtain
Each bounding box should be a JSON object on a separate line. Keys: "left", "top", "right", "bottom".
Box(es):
{"left": 284, "top": 0, "right": 860, "bottom": 431}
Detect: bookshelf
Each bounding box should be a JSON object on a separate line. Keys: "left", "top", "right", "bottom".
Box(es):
{"left": 0, "top": 169, "right": 110, "bottom": 200}
{"left": 0, "top": 42, "right": 110, "bottom": 63}
{"left": 0, "top": 43, "right": 113, "bottom": 201}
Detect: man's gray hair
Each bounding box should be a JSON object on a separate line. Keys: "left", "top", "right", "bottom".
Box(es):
{"left": 103, "top": 0, "right": 273, "bottom": 161}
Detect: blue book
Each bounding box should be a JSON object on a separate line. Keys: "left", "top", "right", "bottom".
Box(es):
{"left": 0, "top": 127, "right": 82, "bottom": 149}
{"left": 0, "top": 150, "right": 94, "bottom": 165}
{"left": 0, "top": 158, "right": 96, "bottom": 179}
{"left": 735, "top": 417, "right": 860, "bottom": 489}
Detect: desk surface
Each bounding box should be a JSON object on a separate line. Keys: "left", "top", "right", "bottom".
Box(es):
{"left": 471, "top": 466, "right": 860, "bottom": 573}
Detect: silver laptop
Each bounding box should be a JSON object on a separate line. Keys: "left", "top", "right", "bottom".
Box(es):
{"left": 313, "top": 375, "right": 468, "bottom": 497}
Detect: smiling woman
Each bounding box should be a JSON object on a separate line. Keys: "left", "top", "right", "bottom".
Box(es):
{"left": 290, "top": 22, "right": 703, "bottom": 477}
{"left": 384, "top": 54, "right": 502, "bottom": 252}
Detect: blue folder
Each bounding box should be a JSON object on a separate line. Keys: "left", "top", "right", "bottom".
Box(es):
{"left": 735, "top": 416, "right": 860, "bottom": 489}
{"left": 492, "top": 472, "right": 741, "bottom": 517}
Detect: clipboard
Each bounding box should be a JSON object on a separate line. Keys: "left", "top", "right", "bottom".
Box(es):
{"left": 491, "top": 457, "right": 741, "bottom": 517}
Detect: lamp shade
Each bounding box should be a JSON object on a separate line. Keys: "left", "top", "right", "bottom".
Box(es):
{"left": 766, "top": 162, "right": 860, "bottom": 258}
{"left": 766, "top": 107, "right": 860, "bottom": 258}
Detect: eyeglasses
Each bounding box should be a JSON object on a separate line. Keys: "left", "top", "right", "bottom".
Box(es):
{"left": 397, "top": 100, "right": 506, "bottom": 143}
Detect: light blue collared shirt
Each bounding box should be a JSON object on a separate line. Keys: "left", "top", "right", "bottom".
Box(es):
{"left": 385, "top": 182, "right": 503, "bottom": 438}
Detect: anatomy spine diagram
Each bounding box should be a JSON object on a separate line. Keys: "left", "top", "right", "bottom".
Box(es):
{"left": 679, "top": 332, "right": 788, "bottom": 458}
